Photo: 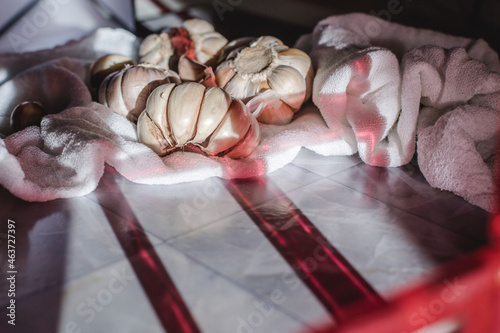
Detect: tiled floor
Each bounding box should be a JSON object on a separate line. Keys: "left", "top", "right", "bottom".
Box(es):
{"left": 0, "top": 147, "right": 490, "bottom": 333}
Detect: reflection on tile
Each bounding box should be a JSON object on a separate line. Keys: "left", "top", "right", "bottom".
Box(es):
{"left": 268, "top": 163, "right": 323, "bottom": 194}
{"left": 0, "top": 187, "right": 162, "bottom": 303}
{"left": 0, "top": 260, "right": 164, "bottom": 333}
{"left": 284, "top": 178, "right": 483, "bottom": 294}
{"left": 328, "top": 163, "right": 490, "bottom": 243}
{"left": 86, "top": 167, "right": 243, "bottom": 241}
{"left": 291, "top": 148, "right": 362, "bottom": 177}
{"left": 167, "top": 212, "right": 332, "bottom": 327}
{"left": 156, "top": 243, "right": 312, "bottom": 333}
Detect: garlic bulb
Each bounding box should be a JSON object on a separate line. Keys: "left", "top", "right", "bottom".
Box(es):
{"left": 89, "top": 54, "right": 136, "bottom": 89}
{"left": 137, "top": 82, "right": 260, "bottom": 158}
{"left": 138, "top": 19, "right": 227, "bottom": 69}
{"left": 215, "top": 36, "right": 314, "bottom": 125}
{"left": 10, "top": 101, "right": 47, "bottom": 132}
{"left": 98, "top": 64, "right": 181, "bottom": 122}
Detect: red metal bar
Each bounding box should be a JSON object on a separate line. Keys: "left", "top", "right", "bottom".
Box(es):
{"left": 309, "top": 248, "right": 500, "bottom": 333}
{"left": 226, "top": 177, "right": 386, "bottom": 324}
{"left": 96, "top": 172, "right": 201, "bottom": 333}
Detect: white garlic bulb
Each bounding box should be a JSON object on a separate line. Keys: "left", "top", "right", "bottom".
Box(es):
{"left": 215, "top": 36, "right": 314, "bottom": 125}
{"left": 98, "top": 64, "right": 181, "bottom": 122}
{"left": 138, "top": 19, "right": 228, "bottom": 69}
{"left": 137, "top": 82, "right": 260, "bottom": 158}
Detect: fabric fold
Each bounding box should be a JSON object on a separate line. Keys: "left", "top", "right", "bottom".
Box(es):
{"left": 308, "top": 13, "right": 500, "bottom": 211}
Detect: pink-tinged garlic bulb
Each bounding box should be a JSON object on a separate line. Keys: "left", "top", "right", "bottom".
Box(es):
{"left": 138, "top": 19, "right": 227, "bottom": 69}
{"left": 137, "top": 82, "right": 260, "bottom": 158}
{"left": 215, "top": 36, "right": 314, "bottom": 125}
{"left": 98, "top": 64, "right": 181, "bottom": 122}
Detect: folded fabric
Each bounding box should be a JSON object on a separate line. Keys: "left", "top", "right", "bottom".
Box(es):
{"left": 303, "top": 13, "right": 500, "bottom": 211}
{"left": 0, "top": 28, "right": 139, "bottom": 85}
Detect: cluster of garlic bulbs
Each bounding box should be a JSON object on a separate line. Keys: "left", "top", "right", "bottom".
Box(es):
{"left": 137, "top": 82, "right": 260, "bottom": 158}
{"left": 90, "top": 18, "right": 314, "bottom": 159}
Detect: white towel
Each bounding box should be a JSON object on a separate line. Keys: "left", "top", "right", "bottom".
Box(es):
{"left": 304, "top": 13, "right": 500, "bottom": 211}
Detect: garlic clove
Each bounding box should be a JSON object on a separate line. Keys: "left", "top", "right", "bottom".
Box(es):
{"left": 204, "top": 99, "right": 251, "bottom": 155}
{"left": 139, "top": 34, "right": 161, "bottom": 56}
{"left": 223, "top": 73, "right": 260, "bottom": 101}
{"left": 140, "top": 51, "right": 164, "bottom": 68}
{"left": 145, "top": 83, "right": 176, "bottom": 146}
{"left": 101, "top": 71, "right": 129, "bottom": 118}
{"left": 137, "top": 110, "right": 172, "bottom": 156}
{"left": 267, "top": 65, "right": 306, "bottom": 110}
{"left": 215, "top": 62, "right": 237, "bottom": 88}
{"left": 200, "top": 32, "right": 228, "bottom": 50}
{"left": 225, "top": 115, "right": 260, "bottom": 158}
{"left": 276, "top": 48, "right": 313, "bottom": 100}
{"left": 257, "top": 100, "right": 295, "bottom": 125}
{"left": 121, "top": 66, "right": 175, "bottom": 121}
{"left": 167, "top": 82, "right": 206, "bottom": 145}
{"left": 275, "top": 48, "right": 311, "bottom": 79}
{"left": 90, "top": 54, "right": 136, "bottom": 89}
{"left": 192, "top": 86, "right": 231, "bottom": 143}
{"left": 183, "top": 18, "right": 214, "bottom": 35}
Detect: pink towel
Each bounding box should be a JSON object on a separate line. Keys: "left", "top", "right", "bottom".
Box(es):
{"left": 302, "top": 13, "right": 500, "bottom": 211}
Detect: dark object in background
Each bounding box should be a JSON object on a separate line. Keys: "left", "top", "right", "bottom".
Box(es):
{"left": 136, "top": 0, "right": 500, "bottom": 53}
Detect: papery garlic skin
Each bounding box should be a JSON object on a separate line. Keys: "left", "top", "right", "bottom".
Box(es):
{"left": 215, "top": 36, "right": 314, "bottom": 125}
{"left": 137, "top": 82, "right": 260, "bottom": 158}
{"left": 98, "top": 64, "right": 181, "bottom": 122}
{"left": 138, "top": 19, "right": 227, "bottom": 69}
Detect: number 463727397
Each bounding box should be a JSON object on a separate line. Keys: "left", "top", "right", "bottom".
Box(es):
{"left": 7, "top": 220, "right": 15, "bottom": 270}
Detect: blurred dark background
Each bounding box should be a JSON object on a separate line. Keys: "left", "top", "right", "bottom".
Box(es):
{"left": 135, "top": 0, "right": 500, "bottom": 53}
